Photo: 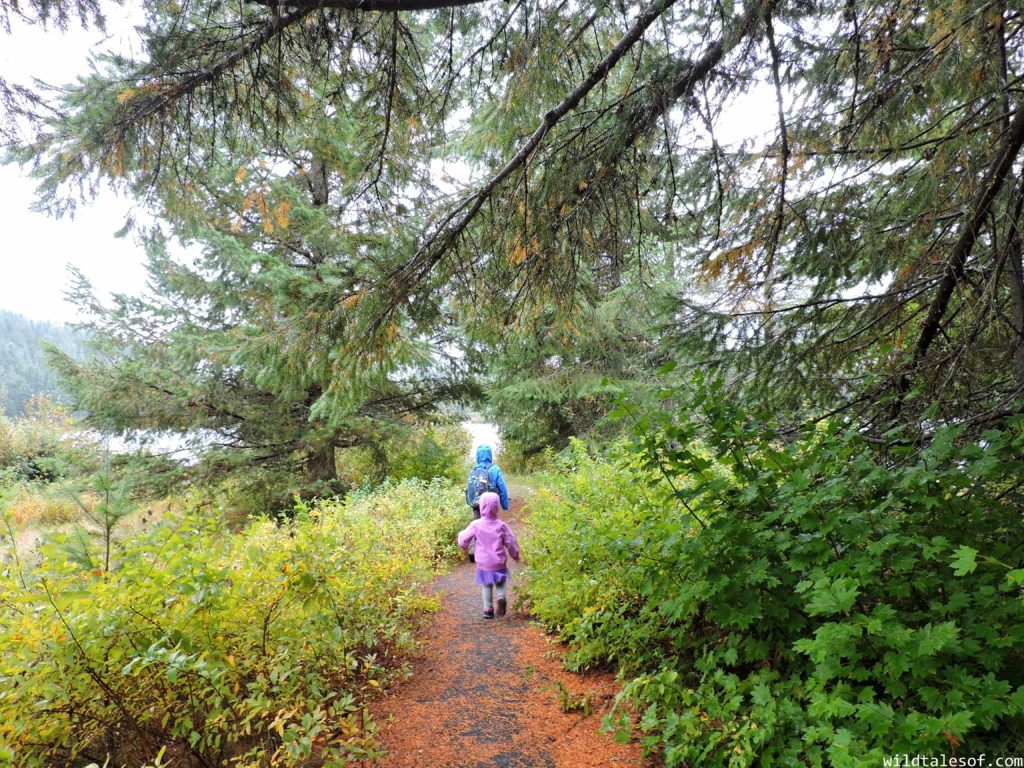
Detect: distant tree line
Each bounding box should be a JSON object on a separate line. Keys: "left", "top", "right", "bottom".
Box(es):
{"left": 0, "top": 309, "right": 88, "bottom": 417}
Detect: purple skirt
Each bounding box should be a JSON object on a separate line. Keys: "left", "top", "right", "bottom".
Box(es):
{"left": 475, "top": 568, "right": 509, "bottom": 586}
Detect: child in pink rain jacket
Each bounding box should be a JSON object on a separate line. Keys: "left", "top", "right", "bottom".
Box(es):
{"left": 457, "top": 491, "right": 520, "bottom": 618}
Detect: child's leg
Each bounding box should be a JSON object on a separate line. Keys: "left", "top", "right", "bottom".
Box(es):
{"left": 481, "top": 584, "right": 494, "bottom": 611}
{"left": 494, "top": 579, "right": 508, "bottom": 616}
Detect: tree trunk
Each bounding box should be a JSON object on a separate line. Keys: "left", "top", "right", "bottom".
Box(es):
{"left": 307, "top": 156, "right": 329, "bottom": 208}
{"left": 1008, "top": 225, "right": 1024, "bottom": 388}
{"left": 306, "top": 441, "right": 338, "bottom": 485}
{"left": 303, "top": 383, "right": 337, "bottom": 486}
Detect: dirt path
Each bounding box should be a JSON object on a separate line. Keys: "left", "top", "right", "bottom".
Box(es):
{"left": 367, "top": 497, "right": 654, "bottom": 768}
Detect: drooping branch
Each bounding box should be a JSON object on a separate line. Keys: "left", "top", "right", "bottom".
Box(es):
{"left": 547, "top": 0, "right": 766, "bottom": 224}
{"left": 911, "top": 101, "right": 1024, "bottom": 365}
{"left": 109, "top": 7, "right": 316, "bottom": 143}
{"left": 382, "top": 0, "right": 681, "bottom": 292}
{"left": 616, "top": 0, "right": 767, "bottom": 149}
{"left": 764, "top": 3, "right": 789, "bottom": 273}
{"left": 244, "top": 0, "right": 489, "bottom": 10}
{"left": 389, "top": 0, "right": 782, "bottom": 302}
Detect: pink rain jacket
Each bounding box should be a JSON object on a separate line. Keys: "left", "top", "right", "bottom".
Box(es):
{"left": 458, "top": 492, "right": 520, "bottom": 572}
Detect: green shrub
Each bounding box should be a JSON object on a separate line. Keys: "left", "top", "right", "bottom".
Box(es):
{"left": 0, "top": 396, "right": 100, "bottom": 483}
{"left": 337, "top": 423, "right": 469, "bottom": 487}
{"left": 521, "top": 381, "right": 1024, "bottom": 766}
{"left": 391, "top": 423, "right": 470, "bottom": 484}
{"left": 0, "top": 477, "right": 465, "bottom": 767}
{"left": 494, "top": 437, "right": 550, "bottom": 475}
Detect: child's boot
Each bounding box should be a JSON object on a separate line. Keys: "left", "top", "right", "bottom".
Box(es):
{"left": 496, "top": 597, "right": 507, "bottom": 617}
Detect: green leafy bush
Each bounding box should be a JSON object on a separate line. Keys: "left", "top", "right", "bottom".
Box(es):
{"left": 337, "top": 423, "right": 470, "bottom": 487}
{"left": 521, "top": 380, "right": 1024, "bottom": 766}
{"left": 0, "top": 396, "right": 100, "bottom": 484}
{"left": 0, "top": 477, "right": 465, "bottom": 767}
{"left": 493, "top": 437, "right": 550, "bottom": 475}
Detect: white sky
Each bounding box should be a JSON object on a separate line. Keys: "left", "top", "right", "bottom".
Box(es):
{"left": 0, "top": 170, "right": 149, "bottom": 324}
{"left": 1, "top": 11, "right": 149, "bottom": 325}
{"left": 464, "top": 420, "right": 501, "bottom": 462}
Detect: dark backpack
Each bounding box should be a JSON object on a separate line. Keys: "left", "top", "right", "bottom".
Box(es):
{"left": 466, "top": 465, "right": 495, "bottom": 509}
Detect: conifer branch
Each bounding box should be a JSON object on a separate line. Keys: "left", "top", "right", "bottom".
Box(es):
{"left": 764, "top": 4, "right": 788, "bottom": 274}
{"left": 375, "top": 0, "right": 681, "bottom": 314}
{"left": 109, "top": 7, "right": 316, "bottom": 141}
{"left": 244, "top": 0, "right": 488, "bottom": 9}
{"left": 905, "top": 101, "right": 1024, "bottom": 379}
{"left": 386, "top": 0, "right": 771, "bottom": 316}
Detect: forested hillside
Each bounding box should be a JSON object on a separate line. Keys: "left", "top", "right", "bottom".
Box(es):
{"left": 3, "top": 0, "right": 1024, "bottom": 765}
{"left": 0, "top": 310, "right": 88, "bottom": 417}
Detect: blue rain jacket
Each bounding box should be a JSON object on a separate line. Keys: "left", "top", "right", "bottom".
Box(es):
{"left": 467, "top": 444, "right": 509, "bottom": 510}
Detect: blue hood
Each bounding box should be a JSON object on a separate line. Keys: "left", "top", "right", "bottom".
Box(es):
{"left": 476, "top": 444, "right": 493, "bottom": 465}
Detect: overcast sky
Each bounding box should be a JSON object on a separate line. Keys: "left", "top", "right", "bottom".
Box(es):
{"left": 1, "top": 11, "right": 149, "bottom": 325}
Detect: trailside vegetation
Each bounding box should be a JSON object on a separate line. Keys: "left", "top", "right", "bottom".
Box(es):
{"left": 335, "top": 422, "right": 470, "bottom": 487}
{"left": 0, "top": 395, "right": 99, "bottom": 487}
{"left": 520, "top": 378, "right": 1024, "bottom": 766}
{"left": 0, "top": 478, "right": 465, "bottom": 767}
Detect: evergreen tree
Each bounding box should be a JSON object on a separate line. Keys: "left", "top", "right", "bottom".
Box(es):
{"left": 482, "top": 244, "right": 682, "bottom": 455}
{"left": 45, "top": 151, "right": 476, "bottom": 495}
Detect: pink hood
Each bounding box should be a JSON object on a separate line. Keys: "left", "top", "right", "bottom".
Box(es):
{"left": 479, "top": 492, "right": 500, "bottom": 520}
{"left": 458, "top": 492, "right": 520, "bottom": 571}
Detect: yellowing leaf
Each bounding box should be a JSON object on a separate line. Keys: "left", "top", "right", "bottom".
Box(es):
{"left": 276, "top": 201, "right": 291, "bottom": 229}
{"left": 928, "top": 8, "right": 951, "bottom": 51}
{"left": 235, "top": 166, "right": 247, "bottom": 184}
{"left": 116, "top": 89, "right": 137, "bottom": 104}
{"left": 258, "top": 191, "right": 273, "bottom": 234}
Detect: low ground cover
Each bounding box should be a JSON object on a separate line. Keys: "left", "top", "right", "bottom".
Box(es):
{"left": 0, "top": 477, "right": 465, "bottom": 768}
{"left": 521, "top": 383, "right": 1024, "bottom": 766}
